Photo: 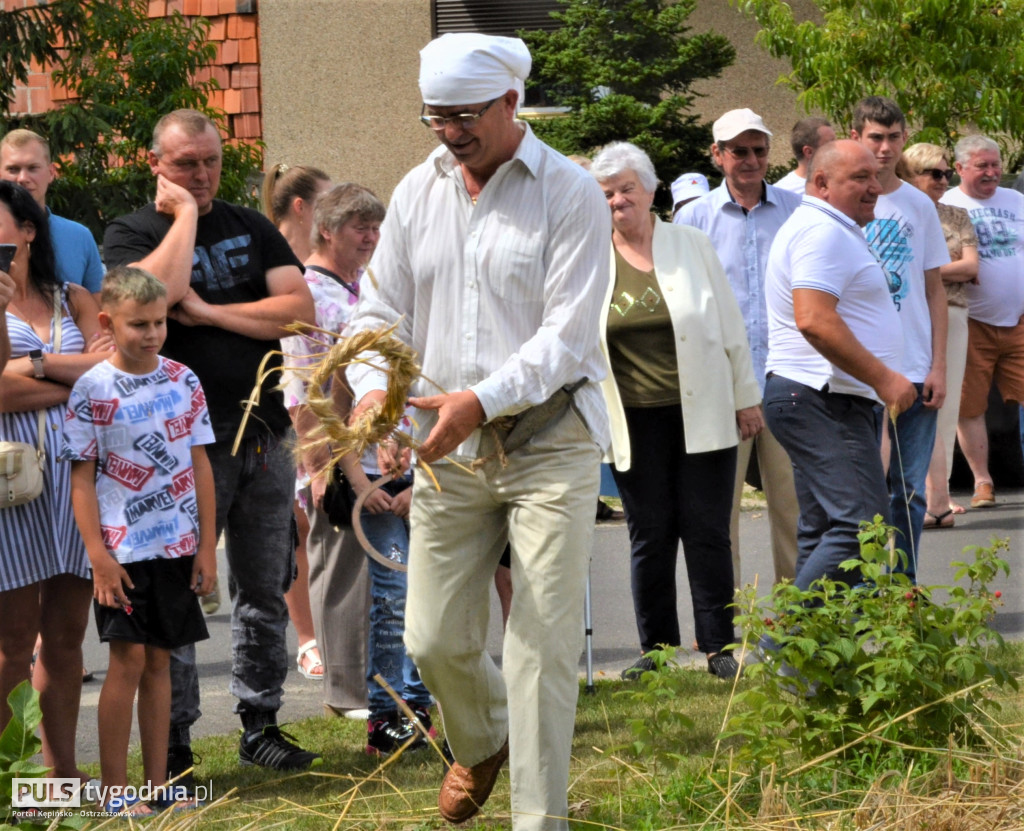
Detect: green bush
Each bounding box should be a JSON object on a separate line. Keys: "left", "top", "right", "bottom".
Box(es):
{"left": 724, "top": 518, "right": 1015, "bottom": 768}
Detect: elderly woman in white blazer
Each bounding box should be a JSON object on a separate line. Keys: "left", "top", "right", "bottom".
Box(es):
{"left": 591, "top": 142, "right": 763, "bottom": 681}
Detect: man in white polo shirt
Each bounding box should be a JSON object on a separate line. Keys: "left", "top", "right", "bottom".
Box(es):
{"left": 764, "top": 140, "right": 916, "bottom": 590}
{"left": 940, "top": 134, "right": 1024, "bottom": 509}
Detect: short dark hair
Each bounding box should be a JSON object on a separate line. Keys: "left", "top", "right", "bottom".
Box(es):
{"left": 852, "top": 96, "right": 905, "bottom": 133}
{"left": 790, "top": 117, "right": 831, "bottom": 158}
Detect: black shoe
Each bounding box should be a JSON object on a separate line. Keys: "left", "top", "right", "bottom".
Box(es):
{"left": 620, "top": 654, "right": 657, "bottom": 681}
{"left": 166, "top": 744, "right": 198, "bottom": 791}
{"left": 707, "top": 652, "right": 742, "bottom": 680}
{"left": 409, "top": 704, "right": 438, "bottom": 739}
{"left": 366, "top": 713, "right": 427, "bottom": 757}
{"left": 239, "top": 725, "right": 322, "bottom": 770}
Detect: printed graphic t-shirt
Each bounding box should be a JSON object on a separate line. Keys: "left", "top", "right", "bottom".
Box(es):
{"left": 63, "top": 357, "right": 215, "bottom": 564}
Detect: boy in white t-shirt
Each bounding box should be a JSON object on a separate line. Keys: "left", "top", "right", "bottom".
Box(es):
{"left": 64, "top": 266, "right": 216, "bottom": 816}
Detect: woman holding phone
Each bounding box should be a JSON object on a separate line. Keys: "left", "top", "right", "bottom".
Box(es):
{"left": 0, "top": 181, "right": 112, "bottom": 785}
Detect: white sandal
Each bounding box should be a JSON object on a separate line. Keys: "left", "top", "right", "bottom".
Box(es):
{"left": 296, "top": 640, "right": 324, "bottom": 680}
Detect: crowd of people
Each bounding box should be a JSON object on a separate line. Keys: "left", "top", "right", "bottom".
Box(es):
{"left": 1, "top": 30, "right": 1022, "bottom": 831}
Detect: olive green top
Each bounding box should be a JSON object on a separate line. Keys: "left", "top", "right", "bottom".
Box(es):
{"left": 606, "top": 246, "right": 680, "bottom": 407}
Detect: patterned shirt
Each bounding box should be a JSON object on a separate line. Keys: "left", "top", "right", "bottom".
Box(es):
{"left": 63, "top": 357, "right": 215, "bottom": 564}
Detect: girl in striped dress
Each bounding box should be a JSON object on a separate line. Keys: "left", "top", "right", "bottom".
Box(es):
{"left": 0, "top": 180, "right": 112, "bottom": 785}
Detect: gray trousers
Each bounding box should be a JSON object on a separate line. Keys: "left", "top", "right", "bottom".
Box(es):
{"left": 170, "top": 435, "right": 296, "bottom": 739}
{"left": 304, "top": 489, "right": 371, "bottom": 711}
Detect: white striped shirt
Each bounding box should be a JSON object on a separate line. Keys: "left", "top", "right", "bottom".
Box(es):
{"left": 348, "top": 122, "right": 611, "bottom": 459}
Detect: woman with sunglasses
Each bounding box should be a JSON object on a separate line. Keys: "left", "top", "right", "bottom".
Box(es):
{"left": 898, "top": 143, "right": 978, "bottom": 527}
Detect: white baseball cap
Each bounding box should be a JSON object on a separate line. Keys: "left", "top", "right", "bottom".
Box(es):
{"left": 671, "top": 172, "right": 710, "bottom": 205}
{"left": 712, "top": 108, "right": 772, "bottom": 143}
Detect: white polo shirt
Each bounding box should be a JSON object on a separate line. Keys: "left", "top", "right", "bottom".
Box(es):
{"left": 766, "top": 196, "right": 903, "bottom": 402}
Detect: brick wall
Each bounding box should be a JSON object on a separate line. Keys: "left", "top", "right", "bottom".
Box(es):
{"left": 3, "top": 0, "right": 263, "bottom": 142}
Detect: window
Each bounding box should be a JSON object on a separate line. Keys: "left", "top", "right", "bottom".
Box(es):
{"left": 432, "top": 0, "right": 564, "bottom": 109}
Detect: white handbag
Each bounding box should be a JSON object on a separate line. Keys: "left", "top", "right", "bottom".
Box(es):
{"left": 0, "top": 289, "right": 62, "bottom": 508}
{"left": 0, "top": 410, "right": 47, "bottom": 507}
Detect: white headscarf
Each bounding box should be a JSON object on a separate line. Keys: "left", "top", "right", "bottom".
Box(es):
{"left": 419, "top": 33, "right": 531, "bottom": 108}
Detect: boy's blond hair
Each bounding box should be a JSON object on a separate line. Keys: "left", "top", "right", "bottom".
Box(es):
{"left": 100, "top": 265, "right": 167, "bottom": 309}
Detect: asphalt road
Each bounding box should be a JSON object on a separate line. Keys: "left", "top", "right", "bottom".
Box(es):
{"left": 74, "top": 487, "right": 1023, "bottom": 764}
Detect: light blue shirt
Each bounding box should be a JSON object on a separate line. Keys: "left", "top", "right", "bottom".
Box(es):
{"left": 49, "top": 210, "right": 104, "bottom": 292}
{"left": 676, "top": 182, "right": 801, "bottom": 392}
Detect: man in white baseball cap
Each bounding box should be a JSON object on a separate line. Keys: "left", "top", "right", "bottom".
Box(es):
{"left": 346, "top": 32, "right": 611, "bottom": 830}
{"left": 676, "top": 108, "right": 802, "bottom": 589}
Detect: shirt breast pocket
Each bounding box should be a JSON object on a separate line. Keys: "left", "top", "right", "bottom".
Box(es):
{"left": 483, "top": 228, "right": 545, "bottom": 304}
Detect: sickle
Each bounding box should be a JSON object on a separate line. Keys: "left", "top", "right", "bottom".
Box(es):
{"left": 351, "top": 472, "right": 408, "bottom": 572}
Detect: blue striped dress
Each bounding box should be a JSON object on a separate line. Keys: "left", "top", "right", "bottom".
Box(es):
{"left": 0, "top": 290, "right": 90, "bottom": 590}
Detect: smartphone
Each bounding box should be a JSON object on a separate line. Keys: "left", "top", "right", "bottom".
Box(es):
{"left": 0, "top": 243, "right": 16, "bottom": 272}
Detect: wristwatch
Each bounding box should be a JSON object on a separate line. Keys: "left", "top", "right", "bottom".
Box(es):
{"left": 28, "top": 348, "right": 44, "bottom": 379}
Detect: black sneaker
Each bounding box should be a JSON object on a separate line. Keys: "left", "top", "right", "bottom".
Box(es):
{"left": 707, "top": 652, "right": 742, "bottom": 680}
{"left": 409, "top": 704, "right": 438, "bottom": 739}
{"left": 239, "top": 725, "right": 322, "bottom": 770}
{"left": 366, "top": 713, "right": 427, "bottom": 757}
{"left": 166, "top": 744, "right": 198, "bottom": 791}
{"left": 620, "top": 654, "right": 657, "bottom": 681}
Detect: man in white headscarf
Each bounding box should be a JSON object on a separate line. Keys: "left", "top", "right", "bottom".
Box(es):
{"left": 346, "top": 32, "right": 611, "bottom": 831}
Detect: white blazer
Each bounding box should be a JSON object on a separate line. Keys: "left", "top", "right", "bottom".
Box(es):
{"left": 599, "top": 217, "right": 761, "bottom": 471}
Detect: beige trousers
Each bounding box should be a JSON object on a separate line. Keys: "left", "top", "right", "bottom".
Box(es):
{"left": 730, "top": 419, "right": 800, "bottom": 586}
{"left": 937, "top": 306, "right": 970, "bottom": 469}
{"left": 405, "top": 411, "right": 601, "bottom": 831}
{"left": 304, "top": 490, "right": 371, "bottom": 711}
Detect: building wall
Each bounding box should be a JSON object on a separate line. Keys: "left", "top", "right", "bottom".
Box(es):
{"left": 260, "top": 0, "right": 436, "bottom": 202}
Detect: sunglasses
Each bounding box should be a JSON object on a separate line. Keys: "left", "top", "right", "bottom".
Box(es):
{"left": 921, "top": 168, "right": 954, "bottom": 182}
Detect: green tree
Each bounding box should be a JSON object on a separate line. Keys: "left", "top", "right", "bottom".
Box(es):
{"left": 733, "top": 0, "right": 1024, "bottom": 157}
{"left": 0, "top": 0, "right": 261, "bottom": 241}
{"left": 521, "top": 0, "right": 735, "bottom": 209}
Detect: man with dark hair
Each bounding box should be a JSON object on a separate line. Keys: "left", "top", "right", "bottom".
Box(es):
{"left": 103, "top": 109, "right": 319, "bottom": 776}
{"left": 676, "top": 108, "right": 802, "bottom": 586}
{"left": 765, "top": 140, "right": 917, "bottom": 590}
{"left": 851, "top": 96, "right": 949, "bottom": 580}
{"left": 774, "top": 117, "right": 836, "bottom": 195}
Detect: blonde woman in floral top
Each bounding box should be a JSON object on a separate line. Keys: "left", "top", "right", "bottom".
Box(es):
{"left": 899, "top": 144, "right": 979, "bottom": 527}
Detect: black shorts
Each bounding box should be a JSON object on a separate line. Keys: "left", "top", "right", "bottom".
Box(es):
{"left": 94, "top": 557, "right": 209, "bottom": 650}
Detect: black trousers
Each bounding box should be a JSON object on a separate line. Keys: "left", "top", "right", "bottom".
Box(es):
{"left": 612, "top": 405, "right": 737, "bottom": 654}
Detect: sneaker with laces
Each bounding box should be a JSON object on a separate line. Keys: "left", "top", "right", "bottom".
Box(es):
{"left": 620, "top": 654, "right": 657, "bottom": 681}
{"left": 409, "top": 704, "right": 438, "bottom": 739}
{"left": 166, "top": 744, "right": 199, "bottom": 791}
{"left": 239, "top": 725, "right": 322, "bottom": 770}
{"left": 366, "top": 713, "right": 427, "bottom": 757}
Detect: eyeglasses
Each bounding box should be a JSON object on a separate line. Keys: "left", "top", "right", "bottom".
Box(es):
{"left": 723, "top": 145, "right": 769, "bottom": 160}
{"left": 921, "top": 168, "right": 954, "bottom": 182}
{"left": 420, "top": 98, "right": 500, "bottom": 131}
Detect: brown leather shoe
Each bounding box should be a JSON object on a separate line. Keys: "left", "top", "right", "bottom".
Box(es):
{"left": 438, "top": 738, "right": 509, "bottom": 824}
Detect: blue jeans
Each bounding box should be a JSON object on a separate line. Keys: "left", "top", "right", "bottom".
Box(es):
{"left": 361, "top": 476, "right": 431, "bottom": 718}
{"left": 169, "top": 435, "right": 296, "bottom": 741}
{"left": 885, "top": 384, "right": 937, "bottom": 582}
{"left": 764, "top": 375, "right": 890, "bottom": 591}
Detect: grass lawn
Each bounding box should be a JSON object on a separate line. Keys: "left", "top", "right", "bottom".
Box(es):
{"left": 82, "top": 642, "right": 1024, "bottom": 830}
